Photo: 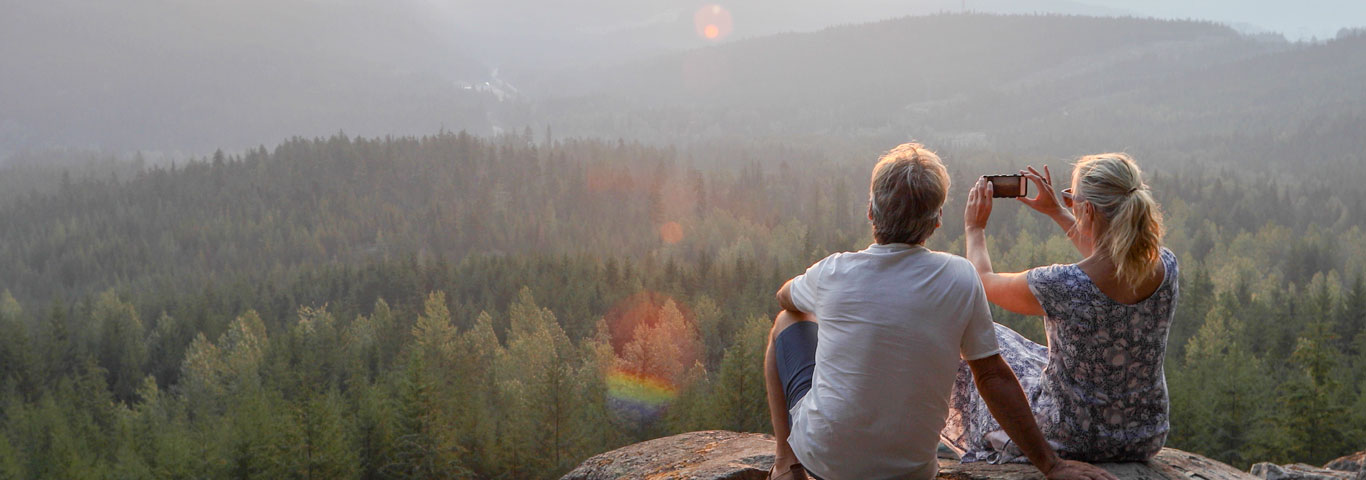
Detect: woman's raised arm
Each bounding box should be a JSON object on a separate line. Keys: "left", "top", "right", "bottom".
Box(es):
{"left": 965, "top": 177, "right": 1045, "bottom": 316}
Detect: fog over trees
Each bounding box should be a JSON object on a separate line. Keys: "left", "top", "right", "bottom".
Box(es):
{"left": 3, "top": 1, "right": 1362, "bottom": 156}
{"left": 1, "top": 5, "right": 1365, "bottom": 479}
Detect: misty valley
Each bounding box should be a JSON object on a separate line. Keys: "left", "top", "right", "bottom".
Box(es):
{"left": 1, "top": 9, "right": 1365, "bottom": 480}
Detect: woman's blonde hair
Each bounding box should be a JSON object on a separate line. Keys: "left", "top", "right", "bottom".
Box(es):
{"left": 1073, "top": 153, "right": 1164, "bottom": 289}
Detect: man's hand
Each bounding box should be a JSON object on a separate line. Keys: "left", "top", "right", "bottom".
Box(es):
{"left": 1044, "top": 459, "right": 1119, "bottom": 480}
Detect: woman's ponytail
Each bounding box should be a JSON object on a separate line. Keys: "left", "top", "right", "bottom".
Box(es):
{"left": 1075, "top": 154, "right": 1165, "bottom": 289}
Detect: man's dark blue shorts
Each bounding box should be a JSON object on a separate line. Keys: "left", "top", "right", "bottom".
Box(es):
{"left": 775, "top": 320, "right": 818, "bottom": 411}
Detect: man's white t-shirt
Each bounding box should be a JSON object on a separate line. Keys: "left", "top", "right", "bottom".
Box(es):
{"left": 787, "top": 243, "right": 1000, "bottom": 480}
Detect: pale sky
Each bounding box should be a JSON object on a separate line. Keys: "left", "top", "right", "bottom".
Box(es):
{"left": 1078, "top": 0, "right": 1366, "bottom": 40}
{"left": 428, "top": 0, "right": 1366, "bottom": 67}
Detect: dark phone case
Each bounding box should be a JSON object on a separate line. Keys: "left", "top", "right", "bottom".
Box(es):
{"left": 985, "top": 175, "right": 1027, "bottom": 198}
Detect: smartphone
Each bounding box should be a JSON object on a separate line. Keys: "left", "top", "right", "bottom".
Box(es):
{"left": 984, "top": 174, "right": 1028, "bottom": 198}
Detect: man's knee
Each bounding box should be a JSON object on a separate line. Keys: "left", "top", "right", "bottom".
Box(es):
{"left": 771, "top": 310, "right": 815, "bottom": 341}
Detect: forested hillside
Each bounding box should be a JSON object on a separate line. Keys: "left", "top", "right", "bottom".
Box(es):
{"left": 2, "top": 12, "right": 1365, "bottom": 480}
{"left": 1, "top": 129, "right": 1364, "bottom": 477}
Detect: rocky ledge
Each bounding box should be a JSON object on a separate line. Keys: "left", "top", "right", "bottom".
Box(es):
{"left": 1324, "top": 451, "right": 1365, "bottom": 474}
{"left": 561, "top": 431, "right": 1259, "bottom": 480}
{"left": 1251, "top": 451, "right": 1366, "bottom": 480}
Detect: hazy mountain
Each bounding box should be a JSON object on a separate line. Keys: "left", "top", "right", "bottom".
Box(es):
{"left": 2, "top": 0, "right": 1360, "bottom": 158}
{"left": 1081, "top": 0, "right": 1366, "bottom": 41}
{"left": 430, "top": 0, "right": 1364, "bottom": 69}
{"left": 524, "top": 13, "right": 1366, "bottom": 176}
{"left": 445, "top": 0, "right": 1139, "bottom": 69}
{"left": 524, "top": 15, "right": 1274, "bottom": 143}
{"left": 531, "top": 15, "right": 1254, "bottom": 105}
{"left": 0, "top": 0, "right": 494, "bottom": 156}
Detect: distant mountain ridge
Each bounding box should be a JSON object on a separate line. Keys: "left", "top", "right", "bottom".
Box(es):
{"left": 5, "top": 9, "right": 1364, "bottom": 169}
{"left": 530, "top": 14, "right": 1255, "bottom": 106}
{"left": 0, "top": 0, "right": 492, "bottom": 155}
{"left": 526, "top": 13, "right": 1366, "bottom": 174}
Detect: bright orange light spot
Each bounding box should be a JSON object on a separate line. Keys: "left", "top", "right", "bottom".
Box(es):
{"left": 659, "top": 221, "right": 684, "bottom": 244}
{"left": 694, "top": 4, "right": 733, "bottom": 41}
{"left": 603, "top": 291, "right": 695, "bottom": 354}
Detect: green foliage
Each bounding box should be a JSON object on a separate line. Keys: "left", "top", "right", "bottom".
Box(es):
{"left": 2, "top": 127, "right": 1366, "bottom": 477}
{"left": 0, "top": 291, "right": 34, "bottom": 398}
{"left": 93, "top": 291, "right": 147, "bottom": 404}
{"left": 388, "top": 354, "right": 470, "bottom": 479}
{"left": 276, "top": 388, "right": 360, "bottom": 479}
{"left": 0, "top": 427, "right": 20, "bottom": 480}
{"left": 1168, "top": 303, "right": 1271, "bottom": 468}
{"left": 708, "top": 316, "right": 773, "bottom": 434}
{"left": 1260, "top": 322, "right": 1353, "bottom": 465}
{"left": 495, "top": 288, "right": 580, "bottom": 474}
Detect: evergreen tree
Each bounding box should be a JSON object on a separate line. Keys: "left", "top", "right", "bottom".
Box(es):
{"left": 1169, "top": 303, "right": 1270, "bottom": 468}
{"left": 1262, "top": 321, "right": 1351, "bottom": 465}
{"left": 386, "top": 354, "right": 469, "bottom": 479}
{"left": 1340, "top": 272, "right": 1366, "bottom": 354}
{"left": 276, "top": 388, "right": 359, "bottom": 480}
{"left": 92, "top": 291, "right": 148, "bottom": 404}
{"left": 457, "top": 311, "right": 505, "bottom": 474}
{"left": 707, "top": 316, "right": 771, "bottom": 433}
{"left": 351, "top": 382, "right": 396, "bottom": 480}
{"left": 496, "top": 288, "right": 580, "bottom": 476}
{"left": 0, "top": 431, "right": 19, "bottom": 480}
{"left": 571, "top": 318, "right": 626, "bottom": 462}
{"left": 0, "top": 291, "right": 33, "bottom": 398}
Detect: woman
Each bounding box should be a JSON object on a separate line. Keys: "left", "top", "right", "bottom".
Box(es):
{"left": 941, "top": 153, "right": 1178, "bottom": 463}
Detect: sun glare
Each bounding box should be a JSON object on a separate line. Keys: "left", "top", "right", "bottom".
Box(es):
{"left": 694, "top": 4, "right": 733, "bottom": 41}
{"left": 659, "top": 221, "right": 684, "bottom": 244}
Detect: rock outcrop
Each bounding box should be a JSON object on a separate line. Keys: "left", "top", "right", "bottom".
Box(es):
{"left": 1324, "top": 452, "right": 1365, "bottom": 474}
{"left": 1249, "top": 463, "right": 1357, "bottom": 480}
{"left": 1249, "top": 451, "right": 1366, "bottom": 480}
{"left": 561, "top": 431, "right": 1259, "bottom": 480}
{"left": 562, "top": 431, "right": 771, "bottom": 480}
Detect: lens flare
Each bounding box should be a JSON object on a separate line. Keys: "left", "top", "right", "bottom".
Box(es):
{"left": 601, "top": 292, "right": 702, "bottom": 424}
{"left": 605, "top": 292, "right": 697, "bottom": 350}
{"left": 606, "top": 367, "right": 677, "bottom": 419}
{"left": 694, "top": 4, "right": 733, "bottom": 41}
{"left": 659, "top": 221, "right": 684, "bottom": 244}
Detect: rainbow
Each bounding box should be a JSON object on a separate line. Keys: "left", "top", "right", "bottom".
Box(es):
{"left": 606, "top": 368, "right": 677, "bottom": 421}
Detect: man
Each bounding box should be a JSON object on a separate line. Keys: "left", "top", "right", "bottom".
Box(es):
{"left": 765, "top": 143, "right": 1120, "bottom": 480}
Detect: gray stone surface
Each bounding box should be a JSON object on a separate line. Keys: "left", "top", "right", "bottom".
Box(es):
{"left": 562, "top": 431, "right": 1259, "bottom": 480}
{"left": 1324, "top": 451, "right": 1365, "bottom": 473}
{"left": 1250, "top": 463, "right": 1356, "bottom": 480}
{"left": 561, "top": 431, "right": 772, "bottom": 480}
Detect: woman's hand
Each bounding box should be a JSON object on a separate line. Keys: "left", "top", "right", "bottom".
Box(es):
{"left": 965, "top": 176, "right": 994, "bottom": 232}
{"left": 1018, "top": 165, "right": 1066, "bottom": 221}
{"left": 1019, "top": 165, "right": 1085, "bottom": 253}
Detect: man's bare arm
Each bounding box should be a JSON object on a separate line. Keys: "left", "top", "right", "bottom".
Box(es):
{"left": 967, "top": 354, "right": 1119, "bottom": 480}
{"left": 776, "top": 279, "right": 800, "bottom": 313}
